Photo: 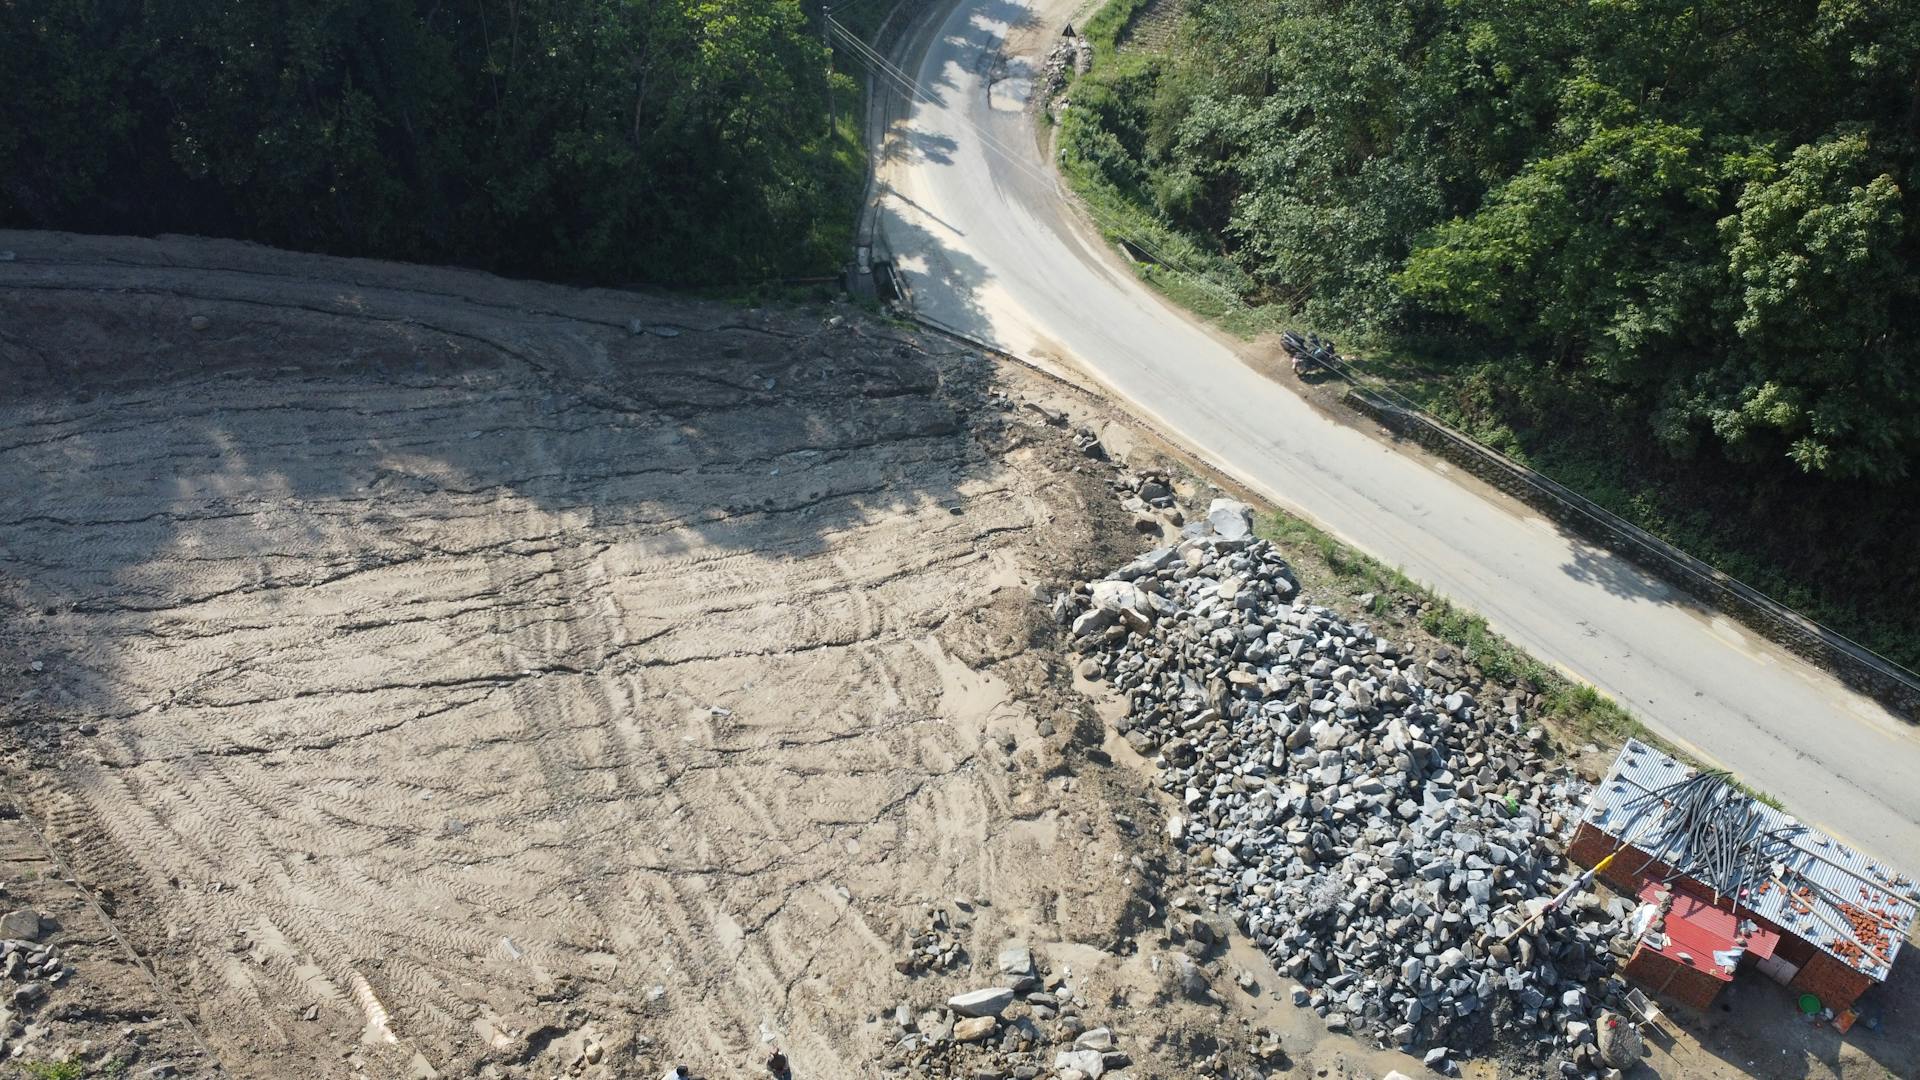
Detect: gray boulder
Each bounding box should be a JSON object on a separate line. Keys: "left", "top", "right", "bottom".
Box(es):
{"left": 1054, "top": 1049, "right": 1106, "bottom": 1079}
{"left": 997, "top": 945, "right": 1034, "bottom": 978}
{"left": 1205, "top": 498, "right": 1255, "bottom": 542}
{"left": 0, "top": 910, "right": 42, "bottom": 943}
{"left": 947, "top": 987, "right": 1015, "bottom": 1018}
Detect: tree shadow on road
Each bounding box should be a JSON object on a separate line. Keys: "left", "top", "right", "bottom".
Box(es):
{"left": 1558, "top": 540, "right": 1689, "bottom": 607}
{"left": 877, "top": 186, "right": 997, "bottom": 346}
{"left": 887, "top": 128, "right": 960, "bottom": 168}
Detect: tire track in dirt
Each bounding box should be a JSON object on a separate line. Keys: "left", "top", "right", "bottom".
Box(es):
{"left": 0, "top": 232, "right": 1155, "bottom": 1078}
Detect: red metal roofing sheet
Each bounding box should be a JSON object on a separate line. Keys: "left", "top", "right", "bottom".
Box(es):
{"left": 1637, "top": 879, "right": 1781, "bottom": 979}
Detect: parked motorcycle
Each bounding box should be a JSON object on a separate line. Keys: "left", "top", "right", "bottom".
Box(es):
{"left": 1281, "top": 330, "right": 1340, "bottom": 378}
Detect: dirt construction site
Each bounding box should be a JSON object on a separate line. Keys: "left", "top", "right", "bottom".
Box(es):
{"left": 0, "top": 232, "right": 1913, "bottom": 1080}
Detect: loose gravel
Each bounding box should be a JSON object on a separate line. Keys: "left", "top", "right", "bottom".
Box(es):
{"left": 1063, "top": 497, "right": 1641, "bottom": 1075}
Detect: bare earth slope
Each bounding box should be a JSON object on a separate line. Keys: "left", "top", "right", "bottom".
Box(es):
{"left": 0, "top": 232, "right": 1145, "bottom": 1077}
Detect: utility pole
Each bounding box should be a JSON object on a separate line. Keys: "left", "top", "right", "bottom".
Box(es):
{"left": 823, "top": 3, "right": 835, "bottom": 136}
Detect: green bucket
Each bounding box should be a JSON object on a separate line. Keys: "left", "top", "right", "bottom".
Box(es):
{"left": 1798, "top": 993, "right": 1822, "bottom": 1015}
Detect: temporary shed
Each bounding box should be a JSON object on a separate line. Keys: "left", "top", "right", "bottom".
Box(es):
{"left": 1569, "top": 739, "right": 1917, "bottom": 1013}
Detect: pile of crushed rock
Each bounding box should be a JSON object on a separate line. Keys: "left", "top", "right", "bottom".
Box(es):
{"left": 1060, "top": 497, "right": 1643, "bottom": 1076}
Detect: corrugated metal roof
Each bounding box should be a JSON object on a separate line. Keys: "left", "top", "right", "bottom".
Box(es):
{"left": 1584, "top": 739, "right": 1917, "bottom": 982}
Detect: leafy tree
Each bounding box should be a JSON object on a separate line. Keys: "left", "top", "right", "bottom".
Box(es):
{"left": 0, "top": 0, "right": 856, "bottom": 285}
{"left": 0, "top": 0, "right": 146, "bottom": 223}
{"left": 1062, "top": 0, "right": 1920, "bottom": 481}
{"left": 1706, "top": 131, "right": 1912, "bottom": 477}
{"left": 1397, "top": 80, "right": 1724, "bottom": 382}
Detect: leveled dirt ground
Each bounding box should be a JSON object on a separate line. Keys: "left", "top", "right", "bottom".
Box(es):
{"left": 0, "top": 233, "right": 1910, "bottom": 1080}
{"left": 0, "top": 232, "right": 1178, "bottom": 1077}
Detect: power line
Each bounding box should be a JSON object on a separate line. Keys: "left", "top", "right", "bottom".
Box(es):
{"left": 823, "top": 0, "right": 887, "bottom": 17}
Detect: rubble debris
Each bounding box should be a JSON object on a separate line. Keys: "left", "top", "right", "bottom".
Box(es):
{"left": 898, "top": 904, "right": 968, "bottom": 975}
{"left": 1106, "top": 468, "right": 1187, "bottom": 531}
{"left": 1036, "top": 35, "right": 1092, "bottom": 108}
{"left": 881, "top": 951, "right": 1150, "bottom": 1080}
{"left": 1063, "top": 499, "right": 1637, "bottom": 1066}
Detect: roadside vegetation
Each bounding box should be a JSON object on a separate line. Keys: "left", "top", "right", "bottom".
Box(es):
{"left": 1058, "top": 0, "right": 1287, "bottom": 338}
{"left": 1059, "top": 0, "right": 1920, "bottom": 671}
{"left": 1, "top": 0, "right": 862, "bottom": 287}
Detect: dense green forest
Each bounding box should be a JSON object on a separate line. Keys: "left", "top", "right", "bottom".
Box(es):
{"left": 1, "top": 0, "right": 858, "bottom": 285}
{"left": 1063, "top": 0, "right": 1920, "bottom": 666}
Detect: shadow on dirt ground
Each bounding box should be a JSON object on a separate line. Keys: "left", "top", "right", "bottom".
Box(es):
{"left": 0, "top": 231, "right": 1148, "bottom": 1079}
{"left": 1643, "top": 949, "right": 1920, "bottom": 1080}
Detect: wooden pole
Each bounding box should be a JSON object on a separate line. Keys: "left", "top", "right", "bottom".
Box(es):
{"left": 1489, "top": 819, "right": 1652, "bottom": 954}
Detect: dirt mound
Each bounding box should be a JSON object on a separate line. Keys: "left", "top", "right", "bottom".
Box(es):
{"left": 0, "top": 233, "right": 1150, "bottom": 1077}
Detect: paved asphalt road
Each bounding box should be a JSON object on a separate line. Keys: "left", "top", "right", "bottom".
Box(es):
{"left": 873, "top": 0, "right": 1920, "bottom": 863}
